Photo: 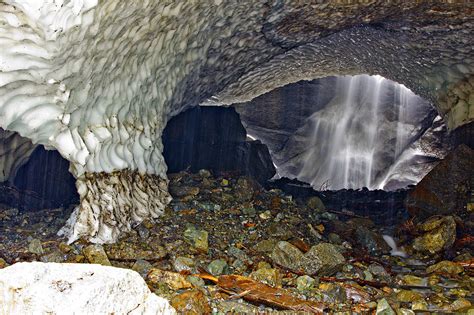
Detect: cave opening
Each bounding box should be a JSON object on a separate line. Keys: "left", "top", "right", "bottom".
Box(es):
{"left": 0, "top": 129, "right": 78, "bottom": 212}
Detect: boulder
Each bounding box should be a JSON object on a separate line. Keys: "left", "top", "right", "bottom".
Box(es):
{"left": 302, "top": 243, "right": 346, "bottom": 276}
{"left": 412, "top": 216, "right": 456, "bottom": 254}
{"left": 406, "top": 145, "right": 474, "bottom": 218}
{"left": 0, "top": 262, "right": 175, "bottom": 314}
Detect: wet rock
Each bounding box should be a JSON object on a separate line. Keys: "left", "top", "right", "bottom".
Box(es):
{"left": 270, "top": 241, "right": 304, "bottom": 272}
{"left": 172, "top": 256, "right": 195, "bottom": 273}
{"left": 0, "top": 262, "right": 174, "bottom": 314}
{"left": 355, "top": 226, "right": 390, "bottom": 255}
{"left": 147, "top": 268, "right": 192, "bottom": 290}
{"left": 250, "top": 267, "right": 281, "bottom": 287}
{"left": 307, "top": 196, "right": 325, "bottom": 211}
{"left": 82, "top": 245, "right": 111, "bottom": 266}
{"left": 58, "top": 242, "right": 73, "bottom": 253}
{"left": 302, "top": 243, "right": 346, "bottom": 276}
{"left": 444, "top": 298, "right": 471, "bottom": 312}
{"left": 396, "top": 290, "right": 423, "bottom": 303}
{"left": 0, "top": 258, "right": 8, "bottom": 269}
{"left": 40, "top": 250, "right": 65, "bottom": 263}
{"left": 207, "top": 259, "right": 228, "bottom": 276}
{"left": 368, "top": 263, "right": 390, "bottom": 280}
{"left": 183, "top": 226, "right": 208, "bottom": 253}
{"left": 170, "top": 290, "right": 210, "bottom": 315}
{"left": 376, "top": 298, "right": 395, "bottom": 315}
{"left": 132, "top": 259, "right": 152, "bottom": 278}
{"left": 406, "top": 145, "right": 474, "bottom": 218}
{"left": 426, "top": 260, "right": 464, "bottom": 275}
{"left": 227, "top": 246, "right": 249, "bottom": 262}
{"left": 169, "top": 185, "right": 200, "bottom": 198}
{"left": 328, "top": 233, "right": 343, "bottom": 245}
{"left": 267, "top": 223, "right": 293, "bottom": 240}
{"left": 28, "top": 238, "right": 44, "bottom": 255}
{"left": 401, "top": 275, "right": 427, "bottom": 286}
{"left": 411, "top": 300, "right": 428, "bottom": 311}
{"left": 296, "top": 275, "right": 316, "bottom": 291}
{"left": 412, "top": 216, "right": 456, "bottom": 254}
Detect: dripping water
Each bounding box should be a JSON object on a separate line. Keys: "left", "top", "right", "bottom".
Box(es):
{"left": 296, "top": 74, "right": 426, "bottom": 190}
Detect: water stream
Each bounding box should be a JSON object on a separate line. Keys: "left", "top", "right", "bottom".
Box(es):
{"left": 296, "top": 74, "right": 433, "bottom": 190}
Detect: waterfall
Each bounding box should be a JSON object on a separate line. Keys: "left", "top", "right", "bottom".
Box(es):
{"left": 296, "top": 74, "right": 429, "bottom": 190}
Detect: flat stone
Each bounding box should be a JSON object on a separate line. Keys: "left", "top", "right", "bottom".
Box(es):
{"left": 426, "top": 260, "right": 464, "bottom": 275}
{"left": 253, "top": 239, "right": 278, "bottom": 253}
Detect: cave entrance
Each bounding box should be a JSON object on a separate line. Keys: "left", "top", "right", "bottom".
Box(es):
{"left": 0, "top": 130, "right": 78, "bottom": 212}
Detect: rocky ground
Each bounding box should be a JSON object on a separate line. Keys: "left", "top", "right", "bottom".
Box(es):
{"left": 0, "top": 170, "right": 473, "bottom": 314}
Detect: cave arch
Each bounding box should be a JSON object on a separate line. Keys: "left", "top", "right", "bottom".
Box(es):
{"left": 0, "top": 1, "right": 472, "bottom": 242}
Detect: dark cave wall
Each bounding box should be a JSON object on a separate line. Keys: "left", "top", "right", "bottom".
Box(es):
{"left": 162, "top": 106, "right": 275, "bottom": 183}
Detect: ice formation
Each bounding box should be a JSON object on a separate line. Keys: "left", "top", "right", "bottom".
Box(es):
{"left": 0, "top": 1, "right": 472, "bottom": 242}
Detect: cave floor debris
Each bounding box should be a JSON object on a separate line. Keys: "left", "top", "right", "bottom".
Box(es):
{"left": 0, "top": 170, "right": 473, "bottom": 314}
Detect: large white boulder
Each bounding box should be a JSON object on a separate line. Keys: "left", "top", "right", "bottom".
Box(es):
{"left": 0, "top": 262, "right": 176, "bottom": 314}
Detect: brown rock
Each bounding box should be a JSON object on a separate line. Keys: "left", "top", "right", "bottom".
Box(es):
{"left": 412, "top": 216, "right": 456, "bottom": 254}
{"left": 147, "top": 268, "right": 192, "bottom": 291}
{"left": 170, "top": 290, "right": 211, "bottom": 315}
{"left": 406, "top": 145, "right": 474, "bottom": 219}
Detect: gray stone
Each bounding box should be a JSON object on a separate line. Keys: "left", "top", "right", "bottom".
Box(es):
{"left": 355, "top": 226, "right": 391, "bottom": 255}
{"left": 376, "top": 298, "right": 396, "bottom": 315}
{"left": 270, "top": 241, "right": 304, "bottom": 272}
{"left": 132, "top": 259, "right": 152, "bottom": 278}
{"left": 172, "top": 256, "right": 195, "bottom": 273}
{"left": 207, "top": 259, "right": 228, "bottom": 276}
{"left": 302, "top": 243, "right": 346, "bottom": 276}
{"left": 28, "top": 239, "right": 44, "bottom": 255}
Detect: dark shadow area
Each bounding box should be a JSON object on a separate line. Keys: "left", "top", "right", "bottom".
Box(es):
{"left": 1, "top": 146, "right": 78, "bottom": 211}
{"left": 162, "top": 106, "right": 276, "bottom": 184}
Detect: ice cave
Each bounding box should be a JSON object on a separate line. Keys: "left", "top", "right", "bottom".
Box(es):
{"left": 0, "top": 1, "right": 473, "bottom": 314}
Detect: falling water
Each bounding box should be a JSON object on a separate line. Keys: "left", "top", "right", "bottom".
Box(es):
{"left": 296, "top": 74, "right": 425, "bottom": 190}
